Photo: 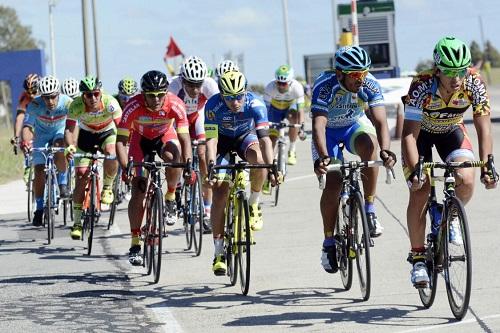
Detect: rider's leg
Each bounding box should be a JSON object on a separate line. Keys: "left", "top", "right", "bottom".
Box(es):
{"left": 161, "top": 140, "right": 182, "bottom": 201}
{"left": 128, "top": 176, "right": 148, "bottom": 246}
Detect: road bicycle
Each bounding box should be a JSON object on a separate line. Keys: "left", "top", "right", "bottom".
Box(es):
{"left": 179, "top": 140, "right": 204, "bottom": 256}
{"left": 318, "top": 146, "right": 393, "bottom": 301}
{"left": 31, "top": 146, "right": 66, "bottom": 244}
{"left": 74, "top": 152, "right": 110, "bottom": 256}
{"left": 62, "top": 159, "right": 74, "bottom": 226}
{"left": 414, "top": 155, "right": 498, "bottom": 320}
{"left": 128, "top": 158, "right": 189, "bottom": 284}
{"left": 209, "top": 153, "right": 278, "bottom": 295}
{"left": 108, "top": 165, "right": 130, "bottom": 230}
{"left": 268, "top": 121, "right": 305, "bottom": 206}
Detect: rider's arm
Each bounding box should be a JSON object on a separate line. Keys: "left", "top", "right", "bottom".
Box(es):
{"left": 21, "top": 124, "right": 33, "bottom": 145}
{"left": 259, "top": 136, "right": 274, "bottom": 164}
{"left": 178, "top": 132, "right": 192, "bottom": 163}
{"left": 369, "top": 105, "right": 391, "bottom": 152}
{"left": 473, "top": 114, "right": 493, "bottom": 163}
{"left": 13, "top": 111, "right": 26, "bottom": 139}
{"left": 116, "top": 135, "right": 129, "bottom": 170}
{"left": 312, "top": 114, "right": 328, "bottom": 159}
{"left": 64, "top": 121, "right": 78, "bottom": 147}
{"left": 401, "top": 118, "right": 421, "bottom": 173}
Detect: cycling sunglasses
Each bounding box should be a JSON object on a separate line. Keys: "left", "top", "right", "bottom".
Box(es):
{"left": 183, "top": 79, "right": 203, "bottom": 88}
{"left": 276, "top": 81, "right": 289, "bottom": 86}
{"left": 144, "top": 91, "right": 167, "bottom": 98}
{"left": 118, "top": 94, "right": 131, "bottom": 101}
{"left": 440, "top": 68, "right": 467, "bottom": 78}
{"left": 223, "top": 93, "right": 245, "bottom": 102}
{"left": 341, "top": 69, "right": 369, "bottom": 81}
{"left": 83, "top": 91, "right": 101, "bottom": 99}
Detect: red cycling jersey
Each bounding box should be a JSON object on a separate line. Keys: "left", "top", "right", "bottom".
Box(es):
{"left": 117, "top": 93, "right": 189, "bottom": 139}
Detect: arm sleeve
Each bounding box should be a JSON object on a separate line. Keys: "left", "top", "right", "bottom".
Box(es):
{"left": 469, "top": 71, "right": 491, "bottom": 117}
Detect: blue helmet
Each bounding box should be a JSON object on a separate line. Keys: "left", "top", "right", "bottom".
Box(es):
{"left": 334, "top": 46, "right": 371, "bottom": 71}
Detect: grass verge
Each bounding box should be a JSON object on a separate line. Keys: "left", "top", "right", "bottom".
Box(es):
{"left": 0, "top": 131, "right": 23, "bottom": 184}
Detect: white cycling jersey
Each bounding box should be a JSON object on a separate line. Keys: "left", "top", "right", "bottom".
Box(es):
{"left": 168, "top": 76, "right": 219, "bottom": 115}
{"left": 264, "top": 79, "right": 305, "bottom": 111}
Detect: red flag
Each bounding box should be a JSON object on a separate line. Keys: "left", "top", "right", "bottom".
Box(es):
{"left": 164, "top": 36, "right": 184, "bottom": 60}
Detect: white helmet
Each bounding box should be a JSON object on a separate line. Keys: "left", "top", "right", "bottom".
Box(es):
{"left": 38, "top": 75, "right": 60, "bottom": 95}
{"left": 216, "top": 60, "right": 239, "bottom": 77}
{"left": 181, "top": 56, "right": 207, "bottom": 83}
{"left": 62, "top": 77, "right": 80, "bottom": 98}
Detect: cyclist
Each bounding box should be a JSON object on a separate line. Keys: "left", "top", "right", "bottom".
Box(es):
{"left": 116, "top": 70, "right": 193, "bottom": 266}
{"left": 114, "top": 76, "right": 138, "bottom": 109}
{"left": 205, "top": 70, "right": 275, "bottom": 276}
{"left": 20, "top": 75, "right": 72, "bottom": 226}
{"left": 264, "top": 65, "right": 306, "bottom": 167}
{"left": 169, "top": 56, "right": 219, "bottom": 232}
{"left": 312, "top": 46, "right": 395, "bottom": 274}
{"left": 61, "top": 78, "right": 80, "bottom": 99}
{"left": 402, "top": 37, "right": 497, "bottom": 287}
{"left": 215, "top": 59, "right": 239, "bottom": 81}
{"left": 11, "top": 73, "right": 39, "bottom": 183}
{"left": 65, "top": 75, "right": 122, "bottom": 240}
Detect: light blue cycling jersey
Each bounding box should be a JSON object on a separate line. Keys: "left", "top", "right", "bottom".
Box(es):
{"left": 311, "top": 70, "right": 384, "bottom": 128}
{"left": 204, "top": 92, "right": 269, "bottom": 138}
{"left": 24, "top": 94, "right": 73, "bottom": 134}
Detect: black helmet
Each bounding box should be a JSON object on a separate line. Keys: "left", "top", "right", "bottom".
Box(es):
{"left": 140, "top": 70, "right": 168, "bottom": 92}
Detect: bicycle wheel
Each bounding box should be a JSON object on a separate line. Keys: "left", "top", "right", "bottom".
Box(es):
{"left": 191, "top": 172, "right": 204, "bottom": 257}
{"left": 144, "top": 197, "right": 153, "bottom": 276}
{"left": 46, "top": 171, "right": 54, "bottom": 244}
{"left": 27, "top": 166, "right": 34, "bottom": 223}
{"left": 108, "top": 173, "right": 120, "bottom": 230}
{"left": 226, "top": 198, "right": 238, "bottom": 286}
{"left": 151, "top": 188, "right": 164, "bottom": 284}
{"left": 443, "top": 197, "right": 471, "bottom": 320}
{"left": 335, "top": 199, "right": 353, "bottom": 291}
{"left": 87, "top": 174, "right": 96, "bottom": 256}
{"left": 418, "top": 203, "right": 439, "bottom": 308}
{"left": 182, "top": 183, "right": 193, "bottom": 250}
{"left": 274, "top": 143, "right": 285, "bottom": 207}
{"left": 237, "top": 193, "right": 251, "bottom": 295}
{"left": 351, "top": 191, "right": 371, "bottom": 301}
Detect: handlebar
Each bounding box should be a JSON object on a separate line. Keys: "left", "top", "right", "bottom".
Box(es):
{"left": 207, "top": 160, "right": 278, "bottom": 183}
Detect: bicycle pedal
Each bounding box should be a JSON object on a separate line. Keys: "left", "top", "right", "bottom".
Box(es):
{"left": 413, "top": 281, "right": 428, "bottom": 289}
{"left": 369, "top": 238, "right": 375, "bottom": 247}
{"left": 348, "top": 248, "right": 356, "bottom": 259}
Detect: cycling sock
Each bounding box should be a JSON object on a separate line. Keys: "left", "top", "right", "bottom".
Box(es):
{"left": 73, "top": 203, "right": 82, "bottom": 225}
{"left": 103, "top": 174, "right": 115, "bottom": 188}
{"left": 165, "top": 187, "right": 176, "bottom": 201}
{"left": 131, "top": 229, "right": 141, "bottom": 246}
{"left": 203, "top": 199, "right": 211, "bottom": 209}
{"left": 411, "top": 247, "right": 426, "bottom": 263}
{"left": 249, "top": 191, "right": 260, "bottom": 205}
{"left": 214, "top": 238, "right": 224, "bottom": 256}
{"left": 57, "top": 170, "right": 68, "bottom": 186}
{"left": 35, "top": 197, "right": 44, "bottom": 210}
{"left": 365, "top": 195, "right": 375, "bottom": 214}
{"left": 289, "top": 141, "right": 296, "bottom": 152}
{"left": 323, "top": 237, "right": 335, "bottom": 247}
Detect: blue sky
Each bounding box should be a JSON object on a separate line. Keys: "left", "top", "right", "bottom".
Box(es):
{"left": 3, "top": 0, "right": 500, "bottom": 92}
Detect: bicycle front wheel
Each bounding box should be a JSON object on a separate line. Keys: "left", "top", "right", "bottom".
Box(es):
{"left": 108, "top": 173, "right": 120, "bottom": 230}
{"left": 351, "top": 191, "right": 371, "bottom": 301}
{"left": 46, "top": 171, "right": 55, "bottom": 244}
{"left": 182, "top": 184, "right": 193, "bottom": 250}
{"left": 87, "top": 174, "right": 97, "bottom": 256}
{"left": 191, "top": 173, "right": 204, "bottom": 257}
{"left": 151, "top": 188, "right": 164, "bottom": 284}
{"left": 237, "top": 193, "right": 251, "bottom": 295}
{"left": 226, "top": 198, "right": 238, "bottom": 286}
{"left": 444, "top": 196, "right": 471, "bottom": 320}
{"left": 27, "top": 166, "right": 34, "bottom": 223}
{"left": 335, "top": 199, "right": 352, "bottom": 291}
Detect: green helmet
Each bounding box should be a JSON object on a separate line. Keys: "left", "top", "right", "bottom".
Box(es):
{"left": 433, "top": 37, "right": 471, "bottom": 70}
{"left": 79, "top": 75, "right": 102, "bottom": 92}
{"left": 118, "top": 77, "right": 138, "bottom": 95}
{"left": 275, "top": 64, "right": 294, "bottom": 83}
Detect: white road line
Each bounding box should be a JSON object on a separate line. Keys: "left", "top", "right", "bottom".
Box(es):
{"left": 107, "top": 210, "right": 184, "bottom": 333}
{"left": 396, "top": 313, "right": 500, "bottom": 332}
{"left": 285, "top": 173, "right": 316, "bottom": 182}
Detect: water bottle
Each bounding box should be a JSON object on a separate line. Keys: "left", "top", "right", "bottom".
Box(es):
{"left": 429, "top": 203, "right": 443, "bottom": 237}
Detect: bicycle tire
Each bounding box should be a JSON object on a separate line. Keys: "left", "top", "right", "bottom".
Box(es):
{"left": 418, "top": 203, "right": 439, "bottom": 308}
{"left": 182, "top": 183, "right": 193, "bottom": 250}
{"left": 87, "top": 173, "right": 96, "bottom": 256}
{"left": 335, "top": 198, "right": 353, "bottom": 290}
{"left": 27, "top": 166, "right": 34, "bottom": 223}
{"left": 274, "top": 142, "right": 285, "bottom": 207}
{"left": 108, "top": 173, "right": 120, "bottom": 230}
{"left": 192, "top": 172, "right": 204, "bottom": 257}
{"left": 351, "top": 191, "right": 371, "bottom": 301}
{"left": 237, "top": 193, "right": 251, "bottom": 295}
{"left": 46, "top": 171, "right": 53, "bottom": 244}
{"left": 444, "top": 196, "right": 471, "bottom": 320}
{"left": 226, "top": 198, "right": 238, "bottom": 286}
{"left": 144, "top": 196, "right": 153, "bottom": 275}
{"left": 152, "top": 188, "right": 164, "bottom": 284}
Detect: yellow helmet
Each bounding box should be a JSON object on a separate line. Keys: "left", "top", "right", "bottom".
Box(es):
{"left": 218, "top": 71, "right": 247, "bottom": 95}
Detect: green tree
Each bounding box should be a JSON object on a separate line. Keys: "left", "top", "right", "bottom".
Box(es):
{"left": 0, "top": 5, "right": 41, "bottom": 51}
{"left": 484, "top": 40, "right": 500, "bottom": 67}
{"left": 414, "top": 59, "right": 434, "bottom": 72}
{"left": 469, "top": 41, "right": 483, "bottom": 65}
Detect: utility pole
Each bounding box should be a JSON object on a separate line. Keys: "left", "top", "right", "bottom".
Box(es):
{"left": 48, "top": 0, "right": 57, "bottom": 76}
{"left": 331, "top": 0, "right": 338, "bottom": 53}
{"left": 81, "top": 0, "right": 92, "bottom": 75}
{"left": 350, "top": 0, "right": 359, "bottom": 46}
{"left": 281, "top": 0, "right": 293, "bottom": 67}
{"left": 91, "top": 0, "right": 101, "bottom": 78}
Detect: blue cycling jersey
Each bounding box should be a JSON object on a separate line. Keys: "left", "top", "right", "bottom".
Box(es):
{"left": 204, "top": 92, "right": 269, "bottom": 138}
{"left": 311, "top": 71, "right": 384, "bottom": 128}
{"left": 24, "top": 95, "right": 72, "bottom": 134}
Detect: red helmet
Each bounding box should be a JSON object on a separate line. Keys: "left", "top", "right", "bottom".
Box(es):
{"left": 23, "top": 73, "right": 39, "bottom": 92}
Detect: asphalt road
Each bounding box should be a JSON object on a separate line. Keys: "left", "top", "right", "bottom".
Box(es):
{"left": 0, "top": 121, "right": 499, "bottom": 333}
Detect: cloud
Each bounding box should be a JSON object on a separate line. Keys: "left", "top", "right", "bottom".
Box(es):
{"left": 214, "top": 7, "right": 268, "bottom": 29}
